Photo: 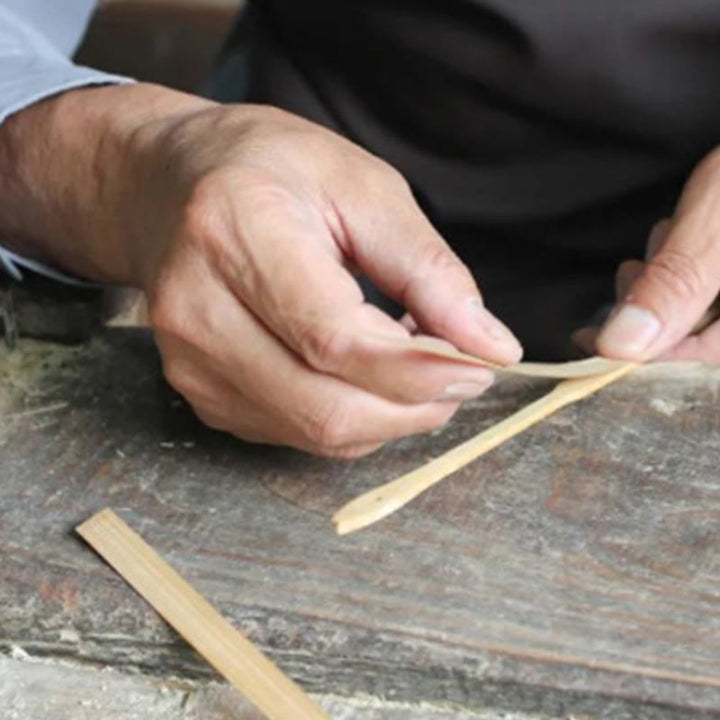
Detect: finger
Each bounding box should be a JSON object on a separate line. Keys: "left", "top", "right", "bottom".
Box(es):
{"left": 596, "top": 170, "right": 720, "bottom": 360}
{"left": 158, "top": 339, "right": 304, "bottom": 446}
{"left": 659, "top": 295, "right": 720, "bottom": 361}
{"left": 208, "top": 186, "right": 498, "bottom": 404}
{"left": 334, "top": 169, "right": 522, "bottom": 364}
{"left": 615, "top": 259, "right": 645, "bottom": 300}
{"left": 573, "top": 255, "right": 645, "bottom": 357}
{"left": 320, "top": 441, "right": 387, "bottom": 460}
{"left": 645, "top": 218, "right": 672, "bottom": 261}
{"left": 660, "top": 318, "right": 720, "bottom": 363}
{"left": 156, "top": 333, "right": 297, "bottom": 443}
{"left": 578, "top": 223, "right": 667, "bottom": 359}
{"left": 571, "top": 326, "right": 600, "bottom": 355}
{"left": 154, "top": 273, "right": 464, "bottom": 453}
{"left": 195, "top": 396, "right": 385, "bottom": 460}
{"left": 399, "top": 312, "right": 419, "bottom": 334}
{"left": 215, "top": 296, "right": 465, "bottom": 450}
{"left": 313, "top": 326, "right": 497, "bottom": 403}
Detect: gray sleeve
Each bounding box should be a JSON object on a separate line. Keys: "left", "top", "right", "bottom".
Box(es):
{"left": 0, "top": 0, "right": 134, "bottom": 283}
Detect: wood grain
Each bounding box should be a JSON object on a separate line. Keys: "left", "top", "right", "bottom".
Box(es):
{"left": 3, "top": 335, "right": 720, "bottom": 718}
{"left": 76, "top": 509, "right": 332, "bottom": 720}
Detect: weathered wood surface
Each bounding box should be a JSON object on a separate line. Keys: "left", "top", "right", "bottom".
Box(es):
{"left": 2, "top": 333, "right": 720, "bottom": 719}
{"left": 0, "top": 654, "right": 553, "bottom": 720}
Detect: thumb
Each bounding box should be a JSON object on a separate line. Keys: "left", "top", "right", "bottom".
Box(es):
{"left": 597, "top": 208, "right": 720, "bottom": 360}
{"left": 337, "top": 171, "right": 523, "bottom": 364}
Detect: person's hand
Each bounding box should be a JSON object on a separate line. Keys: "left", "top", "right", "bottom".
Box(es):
{"left": 575, "top": 150, "right": 720, "bottom": 362}
{"left": 0, "top": 83, "right": 521, "bottom": 457}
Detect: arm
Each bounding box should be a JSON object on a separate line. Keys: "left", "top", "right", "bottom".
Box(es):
{"left": 0, "top": 17, "right": 522, "bottom": 456}
{"left": 0, "top": 0, "right": 133, "bottom": 280}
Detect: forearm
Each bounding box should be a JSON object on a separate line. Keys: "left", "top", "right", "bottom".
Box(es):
{"left": 0, "top": 82, "right": 212, "bottom": 286}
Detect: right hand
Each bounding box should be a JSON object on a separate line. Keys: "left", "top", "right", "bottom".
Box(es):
{"left": 3, "top": 84, "right": 523, "bottom": 457}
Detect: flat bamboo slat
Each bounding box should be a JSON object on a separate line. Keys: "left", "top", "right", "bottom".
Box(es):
{"left": 76, "top": 509, "right": 333, "bottom": 720}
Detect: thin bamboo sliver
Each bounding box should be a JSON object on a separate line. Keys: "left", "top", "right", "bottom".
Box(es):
{"left": 333, "top": 362, "right": 638, "bottom": 535}
{"left": 76, "top": 509, "right": 333, "bottom": 720}
{"left": 372, "top": 335, "right": 631, "bottom": 378}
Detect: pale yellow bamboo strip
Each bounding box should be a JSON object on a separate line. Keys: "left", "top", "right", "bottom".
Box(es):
{"left": 371, "top": 335, "right": 631, "bottom": 378}
{"left": 333, "top": 362, "right": 638, "bottom": 535}
{"left": 76, "top": 509, "right": 333, "bottom": 720}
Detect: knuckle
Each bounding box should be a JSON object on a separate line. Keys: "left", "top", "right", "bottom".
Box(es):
{"left": 419, "top": 243, "right": 468, "bottom": 280}
{"left": 401, "top": 243, "right": 476, "bottom": 320}
{"left": 195, "top": 400, "right": 267, "bottom": 442}
{"left": 149, "top": 293, "right": 188, "bottom": 341}
{"left": 302, "top": 396, "right": 355, "bottom": 451}
{"left": 402, "top": 244, "right": 472, "bottom": 308}
{"left": 162, "top": 359, "right": 197, "bottom": 399}
{"left": 194, "top": 407, "right": 228, "bottom": 433}
{"left": 181, "top": 175, "right": 226, "bottom": 242}
{"left": 379, "top": 162, "right": 411, "bottom": 193}
{"left": 359, "top": 156, "right": 411, "bottom": 195}
{"left": 296, "top": 322, "right": 351, "bottom": 373}
{"left": 644, "top": 249, "right": 705, "bottom": 304}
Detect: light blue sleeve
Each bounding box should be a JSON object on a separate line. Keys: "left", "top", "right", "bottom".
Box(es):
{"left": 0, "top": 0, "right": 134, "bottom": 284}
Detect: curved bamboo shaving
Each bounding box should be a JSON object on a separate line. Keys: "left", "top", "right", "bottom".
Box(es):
{"left": 333, "top": 361, "right": 638, "bottom": 535}
{"left": 374, "top": 335, "right": 631, "bottom": 378}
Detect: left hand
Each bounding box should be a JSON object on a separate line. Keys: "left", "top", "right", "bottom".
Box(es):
{"left": 575, "top": 149, "right": 720, "bottom": 362}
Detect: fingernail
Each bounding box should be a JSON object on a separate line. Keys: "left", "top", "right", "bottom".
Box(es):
{"left": 470, "top": 299, "right": 522, "bottom": 355}
{"left": 597, "top": 304, "right": 662, "bottom": 356}
{"left": 439, "top": 377, "right": 493, "bottom": 401}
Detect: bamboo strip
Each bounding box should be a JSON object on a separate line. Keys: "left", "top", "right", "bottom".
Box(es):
{"left": 333, "top": 362, "right": 638, "bottom": 535}
{"left": 372, "top": 335, "right": 631, "bottom": 378}
{"left": 76, "top": 509, "right": 333, "bottom": 720}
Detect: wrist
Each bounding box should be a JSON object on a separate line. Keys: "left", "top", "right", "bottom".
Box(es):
{"left": 0, "top": 82, "right": 214, "bottom": 285}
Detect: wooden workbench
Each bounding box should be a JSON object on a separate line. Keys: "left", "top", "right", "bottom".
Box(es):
{"left": 1, "top": 332, "right": 720, "bottom": 719}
